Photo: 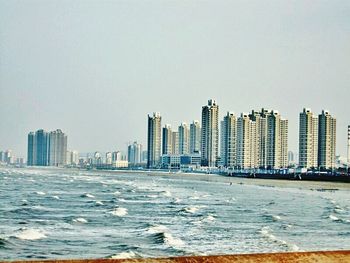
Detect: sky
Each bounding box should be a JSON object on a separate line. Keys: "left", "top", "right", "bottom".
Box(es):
{"left": 0, "top": 0, "right": 349, "bottom": 158}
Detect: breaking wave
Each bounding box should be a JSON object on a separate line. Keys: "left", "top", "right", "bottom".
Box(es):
{"left": 147, "top": 224, "right": 185, "bottom": 248}
{"left": 14, "top": 228, "right": 47, "bottom": 240}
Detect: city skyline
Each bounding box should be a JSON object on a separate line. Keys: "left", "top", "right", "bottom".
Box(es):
{"left": 1, "top": 1, "right": 350, "bottom": 157}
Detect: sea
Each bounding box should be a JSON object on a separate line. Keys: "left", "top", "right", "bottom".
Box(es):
{"left": 0, "top": 167, "right": 349, "bottom": 260}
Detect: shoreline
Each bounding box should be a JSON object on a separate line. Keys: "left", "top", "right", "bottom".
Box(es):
{"left": 8, "top": 165, "right": 350, "bottom": 190}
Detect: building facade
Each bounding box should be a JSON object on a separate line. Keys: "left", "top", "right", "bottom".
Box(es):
{"left": 201, "top": 99, "right": 219, "bottom": 167}
{"left": 48, "top": 129, "right": 68, "bottom": 166}
{"left": 299, "top": 108, "right": 318, "bottom": 169}
{"left": 128, "top": 141, "right": 142, "bottom": 165}
{"left": 162, "top": 124, "right": 172, "bottom": 155}
{"left": 190, "top": 120, "right": 201, "bottom": 154}
{"left": 178, "top": 122, "right": 190, "bottom": 155}
{"left": 348, "top": 125, "right": 350, "bottom": 166}
{"left": 221, "top": 112, "right": 237, "bottom": 167}
{"left": 147, "top": 112, "right": 162, "bottom": 168}
{"left": 318, "top": 110, "right": 336, "bottom": 169}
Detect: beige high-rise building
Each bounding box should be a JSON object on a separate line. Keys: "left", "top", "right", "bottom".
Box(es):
{"left": 147, "top": 112, "right": 162, "bottom": 168}
{"left": 171, "top": 131, "right": 179, "bottom": 155}
{"left": 201, "top": 99, "right": 219, "bottom": 167}
{"left": 162, "top": 124, "right": 172, "bottom": 155}
{"left": 178, "top": 122, "right": 190, "bottom": 154}
{"left": 221, "top": 112, "right": 237, "bottom": 167}
{"left": 190, "top": 120, "right": 201, "bottom": 154}
{"left": 265, "top": 111, "right": 288, "bottom": 169}
{"left": 48, "top": 129, "right": 67, "bottom": 166}
{"left": 280, "top": 118, "right": 289, "bottom": 168}
{"left": 299, "top": 108, "right": 318, "bottom": 168}
{"left": 318, "top": 110, "right": 336, "bottom": 169}
{"left": 237, "top": 113, "right": 255, "bottom": 169}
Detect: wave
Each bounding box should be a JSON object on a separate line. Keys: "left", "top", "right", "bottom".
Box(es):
{"left": 162, "top": 190, "right": 172, "bottom": 197}
{"left": 146, "top": 194, "right": 158, "bottom": 198}
{"left": 81, "top": 193, "right": 95, "bottom": 198}
{"left": 109, "top": 207, "right": 128, "bottom": 217}
{"left": 147, "top": 225, "right": 184, "bottom": 248}
{"left": 182, "top": 206, "right": 200, "bottom": 214}
{"left": 14, "top": 228, "right": 47, "bottom": 240}
{"left": 263, "top": 214, "right": 282, "bottom": 222}
{"left": 110, "top": 251, "right": 138, "bottom": 259}
{"left": 73, "top": 218, "right": 88, "bottom": 223}
{"left": 52, "top": 195, "right": 60, "bottom": 200}
{"left": 113, "top": 191, "right": 121, "bottom": 195}
{"left": 35, "top": 191, "right": 46, "bottom": 196}
{"left": 95, "top": 201, "right": 104, "bottom": 206}
{"left": 258, "top": 226, "right": 299, "bottom": 251}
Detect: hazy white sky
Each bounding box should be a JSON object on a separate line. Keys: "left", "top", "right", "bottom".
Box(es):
{"left": 0, "top": 0, "right": 349, "bottom": 157}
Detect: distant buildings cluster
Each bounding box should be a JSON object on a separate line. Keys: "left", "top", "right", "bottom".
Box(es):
{"left": 22, "top": 101, "right": 347, "bottom": 171}
{"left": 0, "top": 149, "right": 24, "bottom": 166}
{"left": 147, "top": 99, "right": 340, "bottom": 171}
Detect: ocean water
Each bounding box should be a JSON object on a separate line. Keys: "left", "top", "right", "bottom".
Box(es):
{"left": 0, "top": 167, "right": 350, "bottom": 260}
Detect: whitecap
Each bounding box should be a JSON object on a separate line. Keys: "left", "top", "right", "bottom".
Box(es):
{"left": 73, "top": 218, "right": 88, "bottom": 223}
{"left": 109, "top": 207, "right": 128, "bottom": 217}
{"left": 146, "top": 224, "right": 168, "bottom": 234}
{"left": 82, "top": 193, "right": 95, "bottom": 198}
{"left": 162, "top": 191, "right": 172, "bottom": 197}
{"left": 184, "top": 206, "right": 199, "bottom": 214}
{"left": 147, "top": 194, "right": 158, "bottom": 198}
{"left": 163, "top": 232, "right": 185, "bottom": 247}
{"left": 35, "top": 191, "right": 46, "bottom": 196}
{"left": 272, "top": 215, "right": 282, "bottom": 221}
{"left": 52, "top": 196, "right": 60, "bottom": 200}
{"left": 15, "top": 229, "right": 47, "bottom": 240}
{"left": 95, "top": 201, "right": 104, "bottom": 206}
{"left": 113, "top": 191, "right": 121, "bottom": 195}
{"left": 329, "top": 214, "right": 343, "bottom": 222}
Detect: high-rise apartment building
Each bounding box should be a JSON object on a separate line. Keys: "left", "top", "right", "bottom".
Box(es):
{"left": 318, "top": 110, "right": 336, "bottom": 169}
{"left": 147, "top": 112, "right": 162, "bottom": 168}
{"left": 299, "top": 108, "right": 318, "bottom": 168}
{"left": 48, "top": 129, "right": 67, "bottom": 166}
{"left": 237, "top": 113, "right": 255, "bottom": 169}
{"left": 178, "top": 123, "right": 190, "bottom": 155}
{"left": 35, "top": 129, "right": 49, "bottom": 166}
{"left": 171, "top": 131, "right": 179, "bottom": 155}
{"left": 162, "top": 125, "right": 172, "bottom": 155}
{"left": 27, "top": 132, "right": 36, "bottom": 166}
{"left": 201, "top": 99, "right": 219, "bottom": 167}
{"left": 265, "top": 111, "right": 288, "bottom": 169}
{"left": 221, "top": 112, "right": 237, "bottom": 167}
{"left": 106, "top": 152, "right": 113, "bottom": 165}
{"left": 190, "top": 120, "right": 201, "bottom": 154}
{"left": 128, "top": 141, "right": 142, "bottom": 165}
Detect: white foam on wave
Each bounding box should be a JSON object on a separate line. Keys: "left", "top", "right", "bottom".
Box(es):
{"left": 272, "top": 215, "right": 282, "bottom": 221}
{"left": 258, "top": 226, "right": 299, "bottom": 251}
{"left": 95, "top": 201, "right": 104, "bottom": 206}
{"left": 110, "top": 207, "right": 128, "bottom": 217}
{"left": 184, "top": 206, "right": 200, "bottom": 214}
{"left": 73, "top": 218, "right": 88, "bottom": 223}
{"left": 162, "top": 190, "right": 172, "bottom": 197}
{"left": 146, "top": 224, "right": 185, "bottom": 248}
{"left": 113, "top": 191, "right": 121, "bottom": 195}
{"left": 174, "top": 198, "right": 182, "bottom": 203}
{"left": 163, "top": 232, "right": 185, "bottom": 247}
{"left": 35, "top": 191, "right": 46, "bottom": 196}
{"left": 15, "top": 228, "right": 47, "bottom": 240}
{"left": 52, "top": 196, "right": 60, "bottom": 200}
{"left": 205, "top": 214, "right": 216, "bottom": 221}
{"left": 110, "top": 251, "right": 137, "bottom": 259}
{"left": 329, "top": 214, "right": 341, "bottom": 221}
{"left": 147, "top": 224, "right": 168, "bottom": 234}
{"left": 147, "top": 194, "right": 158, "bottom": 198}
{"left": 84, "top": 193, "right": 95, "bottom": 198}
